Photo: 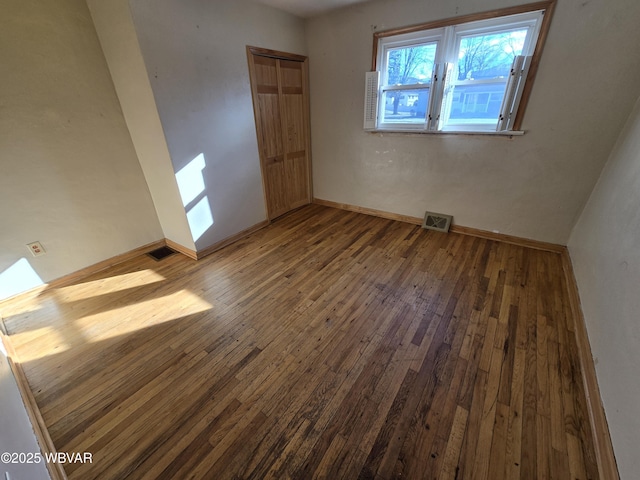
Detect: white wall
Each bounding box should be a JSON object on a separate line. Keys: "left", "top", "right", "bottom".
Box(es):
{"left": 87, "top": 0, "right": 195, "bottom": 251}
{"left": 0, "top": 0, "right": 163, "bottom": 300}
{"left": 128, "top": 0, "right": 307, "bottom": 251}
{"left": 568, "top": 95, "right": 640, "bottom": 480}
{"left": 0, "top": 344, "right": 50, "bottom": 480}
{"left": 306, "top": 0, "right": 640, "bottom": 244}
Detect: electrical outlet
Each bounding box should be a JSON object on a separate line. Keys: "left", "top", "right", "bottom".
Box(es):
{"left": 26, "top": 241, "right": 46, "bottom": 257}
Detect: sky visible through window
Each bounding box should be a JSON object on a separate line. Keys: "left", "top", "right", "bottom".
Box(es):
{"left": 457, "top": 29, "right": 527, "bottom": 80}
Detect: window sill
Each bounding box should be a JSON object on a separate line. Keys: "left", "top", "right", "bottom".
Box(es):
{"left": 366, "top": 129, "right": 525, "bottom": 137}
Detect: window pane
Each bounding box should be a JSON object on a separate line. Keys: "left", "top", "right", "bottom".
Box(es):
{"left": 381, "top": 89, "right": 430, "bottom": 124}
{"left": 456, "top": 29, "right": 527, "bottom": 81}
{"left": 385, "top": 43, "right": 437, "bottom": 86}
{"left": 448, "top": 82, "right": 506, "bottom": 124}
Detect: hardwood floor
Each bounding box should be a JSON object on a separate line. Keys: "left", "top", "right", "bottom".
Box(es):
{"left": 1, "top": 205, "right": 598, "bottom": 479}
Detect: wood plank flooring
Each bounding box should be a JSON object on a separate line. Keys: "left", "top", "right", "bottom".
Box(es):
{"left": 0, "top": 205, "right": 598, "bottom": 479}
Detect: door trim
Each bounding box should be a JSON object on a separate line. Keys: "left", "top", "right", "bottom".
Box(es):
{"left": 247, "top": 46, "right": 307, "bottom": 62}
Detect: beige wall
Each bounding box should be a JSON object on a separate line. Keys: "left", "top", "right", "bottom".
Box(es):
{"left": 306, "top": 0, "right": 640, "bottom": 244}
{"left": 569, "top": 94, "right": 640, "bottom": 480}
{"left": 128, "top": 0, "right": 307, "bottom": 251}
{"left": 0, "top": 0, "right": 162, "bottom": 300}
{"left": 87, "top": 0, "right": 195, "bottom": 251}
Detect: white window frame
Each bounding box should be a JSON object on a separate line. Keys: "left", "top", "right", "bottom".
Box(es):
{"left": 365, "top": 1, "right": 555, "bottom": 135}
{"left": 376, "top": 30, "right": 444, "bottom": 131}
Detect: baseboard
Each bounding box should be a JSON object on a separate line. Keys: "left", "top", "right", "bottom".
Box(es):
{"left": 0, "top": 240, "right": 168, "bottom": 308}
{"left": 47, "top": 239, "right": 167, "bottom": 289}
{"left": 313, "top": 198, "right": 424, "bottom": 226}
{"left": 0, "top": 326, "right": 67, "bottom": 480}
{"left": 1, "top": 221, "right": 273, "bottom": 307}
{"left": 313, "top": 198, "right": 565, "bottom": 253}
{"left": 195, "top": 220, "right": 270, "bottom": 259}
{"left": 561, "top": 250, "right": 619, "bottom": 480}
{"left": 165, "top": 239, "right": 197, "bottom": 260}
{"left": 449, "top": 224, "right": 565, "bottom": 253}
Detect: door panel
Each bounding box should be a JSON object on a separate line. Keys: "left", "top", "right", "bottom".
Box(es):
{"left": 265, "top": 156, "right": 289, "bottom": 218}
{"left": 287, "top": 151, "right": 309, "bottom": 208}
{"left": 280, "top": 60, "right": 303, "bottom": 94}
{"left": 282, "top": 94, "right": 305, "bottom": 153}
{"left": 253, "top": 56, "right": 283, "bottom": 161}
{"left": 254, "top": 56, "right": 279, "bottom": 89}
{"left": 282, "top": 92, "right": 308, "bottom": 208}
{"left": 257, "top": 95, "right": 283, "bottom": 160}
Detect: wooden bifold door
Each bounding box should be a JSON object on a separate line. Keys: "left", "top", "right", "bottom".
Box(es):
{"left": 247, "top": 47, "right": 312, "bottom": 220}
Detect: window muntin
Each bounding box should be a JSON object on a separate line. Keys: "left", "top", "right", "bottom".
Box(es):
{"left": 369, "top": 2, "right": 554, "bottom": 134}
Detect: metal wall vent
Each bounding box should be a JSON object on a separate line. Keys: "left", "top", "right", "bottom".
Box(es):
{"left": 422, "top": 211, "right": 453, "bottom": 233}
{"left": 147, "top": 246, "right": 176, "bottom": 261}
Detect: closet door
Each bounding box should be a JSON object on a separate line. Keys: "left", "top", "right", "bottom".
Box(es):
{"left": 248, "top": 47, "right": 311, "bottom": 220}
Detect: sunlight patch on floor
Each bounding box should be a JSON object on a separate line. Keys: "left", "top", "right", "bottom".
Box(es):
{"left": 13, "top": 290, "right": 212, "bottom": 362}
{"left": 78, "top": 289, "right": 212, "bottom": 341}
{"left": 10, "top": 326, "right": 70, "bottom": 363}
{"left": 51, "top": 269, "right": 166, "bottom": 303}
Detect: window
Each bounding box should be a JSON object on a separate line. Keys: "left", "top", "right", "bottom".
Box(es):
{"left": 364, "top": 1, "right": 555, "bottom": 134}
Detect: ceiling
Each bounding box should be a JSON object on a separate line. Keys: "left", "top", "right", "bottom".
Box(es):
{"left": 254, "top": 0, "right": 372, "bottom": 18}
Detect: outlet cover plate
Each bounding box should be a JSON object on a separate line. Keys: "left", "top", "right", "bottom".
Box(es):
{"left": 27, "top": 241, "right": 46, "bottom": 257}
